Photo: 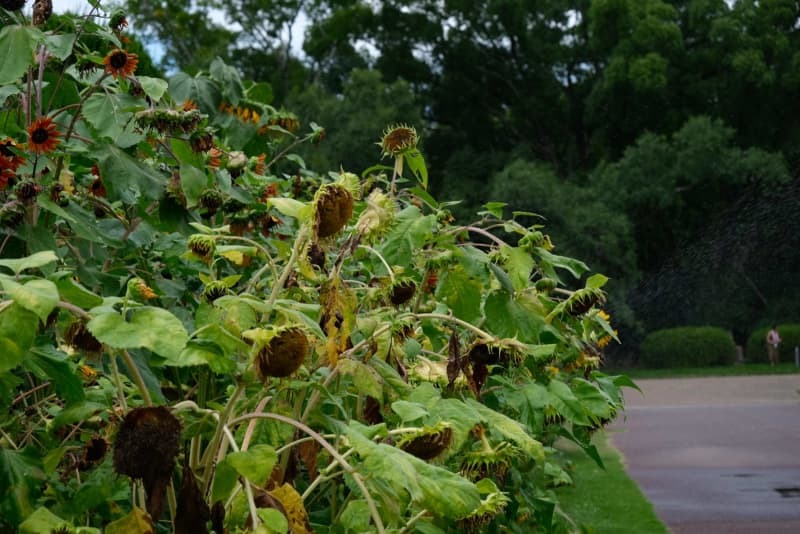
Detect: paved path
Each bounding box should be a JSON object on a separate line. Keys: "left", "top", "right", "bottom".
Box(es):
{"left": 608, "top": 375, "right": 800, "bottom": 533}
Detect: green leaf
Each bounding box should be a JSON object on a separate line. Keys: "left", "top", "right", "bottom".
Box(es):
{"left": 49, "top": 272, "right": 103, "bottom": 309}
{"left": 338, "top": 358, "right": 383, "bottom": 400}
{"left": 169, "top": 71, "right": 221, "bottom": 113}
{"left": 482, "top": 202, "right": 507, "bottom": 219}
{"left": 535, "top": 249, "right": 589, "bottom": 280}
{"left": 1, "top": 278, "right": 59, "bottom": 322}
{"left": 92, "top": 144, "right": 166, "bottom": 203}
{"left": 26, "top": 346, "right": 84, "bottom": 404}
{"left": 0, "top": 250, "right": 58, "bottom": 275}
{"left": 267, "top": 197, "right": 311, "bottom": 221}
{"left": 0, "top": 447, "right": 44, "bottom": 526}
{"left": 0, "top": 303, "right": 38, "bottom": 373}
{"left": 180, "top": 163, "right": 209, "bottom": 208}
{"left": 226, "top": 444, "right": 278, "bottom": 486}
{"left": 547, "top": 380, "right": 591, "bottom": 426}
{"left": 104, "top": 507, "right": 154, "bottom": 534}
{"left": 138, "top": 76, "right": 169, "bottom": 101}
{"left": 500, "top": 245, "right": 535, "bottom": 292}
{"left": 210, "top": 57, "right": 243, "bottom": 105}
{"left": 211, "top": 457, "right": 238, "bottom": 503}
{"left": 585, "top": 273, "right": 609, "bottom": 289}
{"left": 82, "top": 93, "right": 142, "bottom": 146}
{"left": 338, "top": 499, "right": 371, "bottom": 531}
{"left": 44, "top": 33, "right": 77, "bottom": 61}
{"left": 87, "top": 306, "right": 188, "bottom": 360}
{"left": 391, "top": 400, "right": 429, "bottom": 423}
{"left": 51, "top": 401, "right": 106, "bottom": 430}
{"left": 466, "top": 399, "right": 545, "bottom": 461}
{"left": 19, "top": 507, "right": 70, "bottom": 534}
{"left": 256, "top": 508, "right": 288, "bottom": 533}
{"left": 245, "top": 81, "right": 273, "bottom": 104}
{"left": 434, "top": 265, "right": 483, "bottom": 323}
{"left": 378, "top": 206, "right": 437, "bottom": 267}
{"left": 404, "top": 149, "right": 428, "bottom": 189}
{"left": 345, "top": 424, "right": 480, "bottom": 519}
{"left": 0, "top": 25, "right": 43, "bottom": 85}
{"left": 483, "top": 290, "right": 545, "bottom": 343}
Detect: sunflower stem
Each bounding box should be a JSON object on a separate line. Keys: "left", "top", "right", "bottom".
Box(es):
{"left": 267, "top": 225, "right": 309, "bottom": 309}
{"left": 227, "top": 412, "right": 386, "bottom": 534}
{"left": 358, "top": 245, "right": 395, "bottom": 283}
{"left": 118, "top": 349, "right": 152, "bottom": 406}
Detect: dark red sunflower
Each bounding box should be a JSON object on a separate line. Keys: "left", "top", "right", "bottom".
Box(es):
{"left": 103, "top": 48, "right": 138, "bottom": 79}
{"left": 0, "top": 137, "right": 26, "bottom": 170}
{"left": 26, "top": 117, "right": 61, "bottom": 155}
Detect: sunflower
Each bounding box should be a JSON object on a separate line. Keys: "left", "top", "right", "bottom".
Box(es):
{"left": 379, "top": 124, "right": 418, "bottom": 157}
{"left": 27, "top": 117, "right": 61, "bottom": 155}
{"left": 103, "top": 49, "right": 138, "bottom": 79}
{"left": 0, "top": 137, "right": 25, "bottom": 170}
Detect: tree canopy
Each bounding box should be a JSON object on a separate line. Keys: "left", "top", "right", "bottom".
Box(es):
{"left": 126, "top": 0, "right": 800, "bottom": 358}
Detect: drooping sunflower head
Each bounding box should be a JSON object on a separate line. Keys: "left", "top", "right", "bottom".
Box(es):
{"left": 113, "top": 406, "right": 181, "bottom": 519}
{"left": 202, "top": 280, "right": 231, "bottom": 303}
{"left": 388, "top": 279, "right": 417, "bottom": 306}
{"left": 460, "top": 440, "right": 518, "bottom": 483}
{"left": 456, "top": 489, "right": 510, "bottom": 532}
{"left": 65, "top": 320, "right": 103, "bottom": 356}
{"left": 565, "top": 287, "right": 606, "bottom": 317}
{"left": 396, "top": 422, "right": 453, "bottom": 460}
{"left": 313, "top": 184, "right": 354, "bottom": 239}
{"left": 27, "top": 117, "right": 62, "bottom": 155}
{"left": 103, "top": 48, "right": 138, "bottom": 79}
{"left": 186, "top": 234, "right": 216, "bottom": 263}
{"left": 379, "top": 124, "right": 418, "bottom": 157}
{"left": 246, "top": 326, "right": 310, "bottom": 381}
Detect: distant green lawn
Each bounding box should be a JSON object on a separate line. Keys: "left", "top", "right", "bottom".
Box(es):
{"left": 556, "top": 433, "right": 667, "bottom": 534}
{"left": 606, "top": 361, "right": 800, "bottom": 380}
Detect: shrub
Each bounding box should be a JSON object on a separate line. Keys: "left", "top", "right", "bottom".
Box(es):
{"left": 640, "top": 327, "right": 736, "bottom": 368}
{"left": 745, "top": 324, "right": 800, "bottom": 363}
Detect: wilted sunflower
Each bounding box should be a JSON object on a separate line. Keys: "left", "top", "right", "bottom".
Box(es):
{"left": 248, "top": 326, "right": 310, "bottom": 380}
{"left": 379, "top": 124, "right": 418, "bottom": 157}
{"left": 103, "top": 48, "right": 138, "bottom": 79}
{"left": 0, "top": 137, "right": 25, "bottom": 170}
{"left": 113, "top": 406, "right": 181, "bottom": 519}
{"left": 27, "top": 117, "right": 61, "bottom": 155}
{"left": 313, "top": 184, "right": 354, "bottom": 239}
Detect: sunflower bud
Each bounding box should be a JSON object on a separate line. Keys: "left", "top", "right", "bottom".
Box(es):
{"left": 126, "top": 277, "right": 157, "bottom": 301}
{"left": 203, "top": 280, "right": 230, "bottom": 303}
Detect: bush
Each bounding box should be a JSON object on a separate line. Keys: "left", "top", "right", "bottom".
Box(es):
{"left": 640, "top": 327, "right": 736, "bottom": 368}
{"left": 745, "top": 324, "right": 800, "bottom": 363}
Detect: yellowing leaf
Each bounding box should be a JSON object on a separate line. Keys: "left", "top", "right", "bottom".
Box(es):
{"left": 270, "top": 484, "right": 312, "bottom": 534}
{"left": 105, "top": 507, "right": 154, "bottom": 534}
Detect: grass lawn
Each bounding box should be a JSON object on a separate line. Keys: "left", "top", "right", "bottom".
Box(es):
{"left": 555, "top": 433, "right": 667, "bottom": 534}
{"left": 605, "top": 361, "right": 800, "bottom": 380}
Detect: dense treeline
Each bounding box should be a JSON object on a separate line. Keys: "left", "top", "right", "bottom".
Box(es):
{"left": 127, "top": 0, "right": 800, "bottom": 360}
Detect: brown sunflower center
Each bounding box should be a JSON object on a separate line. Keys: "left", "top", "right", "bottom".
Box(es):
{"left": 383, "top": 127, "right": 416, "bottom": 152}
{"left": 109, "top": 51, "right": 128, "bottom": 69}
{"left": 31, "top": 128, "right": 49, "bottom": 144}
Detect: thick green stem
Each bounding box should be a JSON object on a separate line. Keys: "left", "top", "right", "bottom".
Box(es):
{"left": 201, "top": 382, "right": 245, "bottom": 496}
{"left": 118, "top": 350, "right": 152, "bottom": 406}
{"left": 267, "top": 226, "right": 309, "bottom": 309}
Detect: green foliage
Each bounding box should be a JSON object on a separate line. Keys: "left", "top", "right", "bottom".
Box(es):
{"left": 745, "top": 324, "right": 800, "bottom": 364}
{"left": 0, "top": 4, "right": 633, "bottom": 532}
{"left": 640, "top": 327, "right": 736, "bottom": 368}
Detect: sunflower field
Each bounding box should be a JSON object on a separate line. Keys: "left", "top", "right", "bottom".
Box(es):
{"left": 0, "top": 3, "right": 634, "bottom": 533}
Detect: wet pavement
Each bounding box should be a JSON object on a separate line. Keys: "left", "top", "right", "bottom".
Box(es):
{"left": 609, "top": 375, "right": 800, "bottom": 533}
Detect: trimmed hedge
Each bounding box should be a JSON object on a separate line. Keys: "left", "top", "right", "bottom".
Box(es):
{"left": 640, "top": 327, "right": 736, "bottom": 368}
{"left": 745, "top": 324, "right": 800, "bottom": 363}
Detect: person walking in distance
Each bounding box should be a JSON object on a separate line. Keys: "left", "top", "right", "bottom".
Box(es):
{"left": 766, "top": 325, "right": 781, "bottom": 366}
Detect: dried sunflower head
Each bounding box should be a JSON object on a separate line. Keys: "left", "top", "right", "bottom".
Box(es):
{"left": 186, "top": 234, "right": 216, "bottom": 263}
{"left": 245, "top": 326, "right": 310, "bottom": 380}
{"left": 388, "top": 279, "right": 417, "bottom": 307}
{"left": 456, "top": 490, "right": 510, "bottom": 531}
{"left": 313, "top": 184, "right": 354, "bottom": 239}
{"left": 113, "top": 406, "right": 182, "bottom": 519}
{"left": 396, "top": 423, "right": 453, "bottom": 460}
{"left": 65, "top": 320, "right": 103, "bottom": 356}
